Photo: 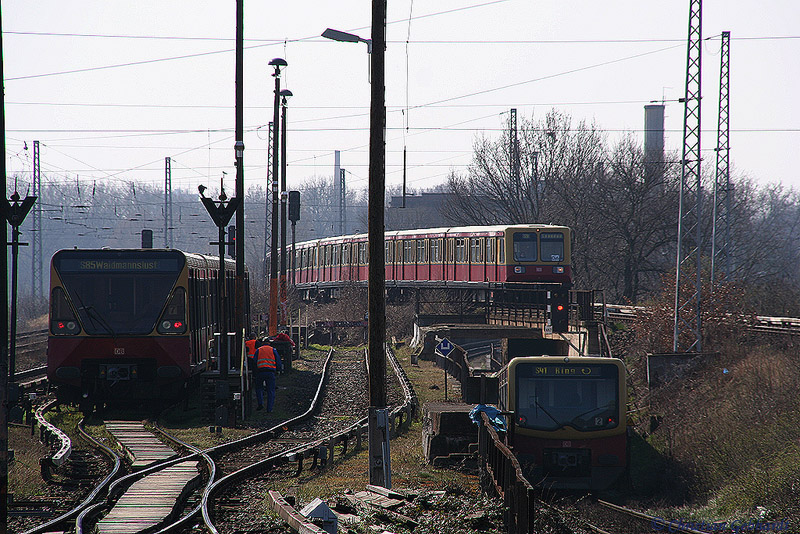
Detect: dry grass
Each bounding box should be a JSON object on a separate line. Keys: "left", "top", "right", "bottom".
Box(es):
{"left": 632, "top": 338, "right": 800, "bottom": 522}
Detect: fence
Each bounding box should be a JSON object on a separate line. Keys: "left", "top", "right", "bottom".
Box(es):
{"left": 477, "top": 411, "right": 536, "bottom": 534}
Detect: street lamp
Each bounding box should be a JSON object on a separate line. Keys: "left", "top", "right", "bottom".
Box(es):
{"left": 268, "top": 57, "right": 287, "bottom": 337}
{"left": 322, "top": 28, "right": 372, "bottom": 53}
{"left": 279, "top": 88, "right": 292, "bottom": 329}
{"left": 322, "top": 28, "right": 372, "bottom": 79}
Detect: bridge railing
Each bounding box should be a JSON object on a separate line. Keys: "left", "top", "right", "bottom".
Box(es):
{"left": 478, "top": 411, "right": 535, "bottom": 534}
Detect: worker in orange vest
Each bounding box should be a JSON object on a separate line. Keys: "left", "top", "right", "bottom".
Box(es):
{"left": 245, "top": 336, "right": 257, "bottom": 366}
{"left": 250, "top": 339, "right": 283, "bottom": 411}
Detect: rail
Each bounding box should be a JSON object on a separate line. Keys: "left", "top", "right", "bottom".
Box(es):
{"left": 22, "top": 418, "right": 124, "bottom": 534}
{"left": 477, "top": 411, "right": 535, "bottom": 534}
{"left": 201, "top": 344, "right": 417, "bottom": 533}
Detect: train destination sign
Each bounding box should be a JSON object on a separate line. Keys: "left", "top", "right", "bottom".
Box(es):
{"left": 58, "top": 258, "right": 181, "bottom": 272}
{"left": 531, "top": 365, "right": 603, "bottom": 377}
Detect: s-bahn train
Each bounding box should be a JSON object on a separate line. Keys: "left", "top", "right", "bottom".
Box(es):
{"left": 47, "top": 248, "right": 247, "bottom": 408}
{"left": 499, "top": 356, "right": 627, "bottom": 490}
{"left": 292, "top": 224, "right": 572, "bottom": 296}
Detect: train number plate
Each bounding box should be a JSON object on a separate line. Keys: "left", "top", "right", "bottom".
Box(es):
{"left": 114, "top": 348, "right": 125, "bottom": 355}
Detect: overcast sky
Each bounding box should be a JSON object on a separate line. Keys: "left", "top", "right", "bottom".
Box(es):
{"left": 3, "top": 1, "right": 798, "bottom": 203}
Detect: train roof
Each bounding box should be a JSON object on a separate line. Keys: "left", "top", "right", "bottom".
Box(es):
{"left": 293, "top": 223, "right": 570, "bottom": 248}
{"left": 50, "top": 248, "right": 239, "bottom": 270}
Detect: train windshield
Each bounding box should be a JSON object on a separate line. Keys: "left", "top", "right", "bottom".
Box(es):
{"left": 53, "top": 252, "right": 184, "bottom": 335}
{"left": 513, "top": 232, "right": 537, "bottom": 261}
{"left": 540, "top": 232, "right": 564, "bottom": 262}
{"left": 514, "top": 362, "right": 619, "bottom": 432}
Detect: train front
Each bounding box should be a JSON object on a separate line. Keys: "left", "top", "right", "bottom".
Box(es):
{"left": 506, "top": 356, "right": 627, "bottom": 490}
{"left": 47, "top": 249, "right": 191, "bottom": 407}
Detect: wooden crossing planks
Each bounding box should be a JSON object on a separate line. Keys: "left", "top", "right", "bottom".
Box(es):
{"left": 96, "top": 460, "right": 199, "bottom": 534}
{"left": 104, "top": 421, "right": 176, "bottom": 468}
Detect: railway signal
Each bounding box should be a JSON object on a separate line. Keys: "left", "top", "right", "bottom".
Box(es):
{"left": 227, "top": 225, "right": 236, "bottom": 259}
{"left": 550, "top": 289, "right": 570, "bottom": 333}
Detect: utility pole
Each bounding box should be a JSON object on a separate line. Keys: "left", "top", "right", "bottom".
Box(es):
{"left": 711, "top": 31, "right": 731, "bottom": 290}
{"left": 0, "top": 5, "right": 10, "bottom": 526}
{"left": 673, "top": 0, "right": 703, "bottom": 353}
{"left": 368, "top": 0, "right": 390, "bottom": 488}
{"left": 234, "top": 0, "right": 246, "bottom": 359}
{"left": 280, "top": 89, "right": 292, "bottom": 327}
{"left": 164, "top": 156, "right": 172, "bottom": 248}
{"left": 32, "top": 140, "right": 42, "bottom": 301}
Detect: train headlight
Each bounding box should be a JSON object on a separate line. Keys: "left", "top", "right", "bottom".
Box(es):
{"left": 514, "top": 266, "right": 526, "bottom": 274}
{"left": 157, "top": 288, "right": 187, "bottom": 334}
{"left": 553, "top": 266, "right": 564, "bottom": 274}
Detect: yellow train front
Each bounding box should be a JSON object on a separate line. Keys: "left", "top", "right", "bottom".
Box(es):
{"left": 47, "top": 249, "right": 236, "bottom": 409}
{"left": 500, "top": 356, "right": 627, "bottom": 490}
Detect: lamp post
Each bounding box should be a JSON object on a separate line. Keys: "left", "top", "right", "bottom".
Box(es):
{"left": 268, "top": 58, "right": 287, "bottom": 336}
{"left": 279, "top": 89, "right": 292, "bottom": 328}
{"left": 321, "top": 1, "right": 389, "bottom": 487}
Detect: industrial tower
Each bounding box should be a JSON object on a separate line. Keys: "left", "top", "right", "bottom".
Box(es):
{"left": 673, "top": 0, "right": 703, "bottom": 353}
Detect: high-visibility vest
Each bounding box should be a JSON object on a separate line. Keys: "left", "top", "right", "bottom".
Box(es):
{"left": 255, "top": 345, "right": 277, "bottom": 370}
{"left": 245, "top": 338, "right": 257, "bottom": 356}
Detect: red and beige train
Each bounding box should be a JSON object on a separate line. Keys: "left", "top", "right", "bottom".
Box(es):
{"left": 47, "top": 248, "right": 246, "bottom": 409}
{"left": 291, "top": 224, "right": 573, "bottom": 297}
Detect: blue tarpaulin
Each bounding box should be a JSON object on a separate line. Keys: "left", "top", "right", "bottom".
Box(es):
{"left": 469, "top": 404, "right": 506, "bottom": 432}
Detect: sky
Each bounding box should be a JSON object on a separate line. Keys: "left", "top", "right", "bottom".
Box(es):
{"left": 3, "top": 0, "right": 799, "bottom": 206}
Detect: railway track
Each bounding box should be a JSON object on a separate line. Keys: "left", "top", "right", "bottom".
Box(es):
{"left": 19, "top": 344, "right": 415, "bottom": 534}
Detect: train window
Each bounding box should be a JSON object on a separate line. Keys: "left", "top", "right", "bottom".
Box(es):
{"left": 470, "top": 238, "right": 482, "bottom": 263}
{"left": 455, "top": 238, "right": 467, "bottom": 262}
{"left": 513, "top": 232, "right": 537, "bottom": 261}
{"left": 430, "top": 238, "right": 440, "bottom": 262}
{"left": 396, "top": 241, "right": 402, "bottom": 263}
{"left": 513, "top": 363, "right": 619, "bottom": 432}
{"left": 499, "top": 238, "right": 505, "bottom": 263}
{"left": 358, "top": 242, "right": 367, "bottom": 264}
{"left": 486, "top": 238, "right": 495, "bottom": 263}
{"left": 447, "top": 238, "right": 454, "bottom": 262}
{"left": 157, "top": 287, "right": 187, "bottom": 334}
{"left": 56, "top": 266, "right": 181, "bottom": 336}
{"left": 540, "top": 232, "right": 565, "bottom": 262}
{"left": 343, "top": 244, "right": 350, "bottom": 265}
{"left": 50, "top": 287, "right": 81, "bottom": 335}
{"left": 403, "top": 240, "right": 415, "bottom": 262}
{"left": 417, "top": 240, "right": 427, "bottom": 263}
{"left": 384, "top": 241, "right": 393, "bottom": 262}
{"left": 325, "top": 245, "right": 331, "bottom": 266}
{"left": 333, "top": 245, "right": 340, "bottom": 266}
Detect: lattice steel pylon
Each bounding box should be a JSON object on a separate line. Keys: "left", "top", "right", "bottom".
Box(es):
{"left": 711, "top": 31, "right": 731, "bottom": 289}
{"left": 32, "top": 140, "right": 43, "bottom": 301}
{"left": 263, "top": 121, "right": 274, "bottom": 282}
{"left": 164, "top": 157, "right": 172, "bottom": 248}
{"left": 673, "top": 0, "right": 703, "bottom": 353}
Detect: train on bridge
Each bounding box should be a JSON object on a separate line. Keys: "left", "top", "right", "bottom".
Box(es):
{"left": 47, "top": 248, "right": 248, "bottom": 410}
{"left": 291, "top": 224, "right": 573, "bottom": 299}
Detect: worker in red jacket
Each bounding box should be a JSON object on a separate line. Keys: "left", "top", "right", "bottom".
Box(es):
{"left": 250, "top": 339, "right": 283, "bottom": 412}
